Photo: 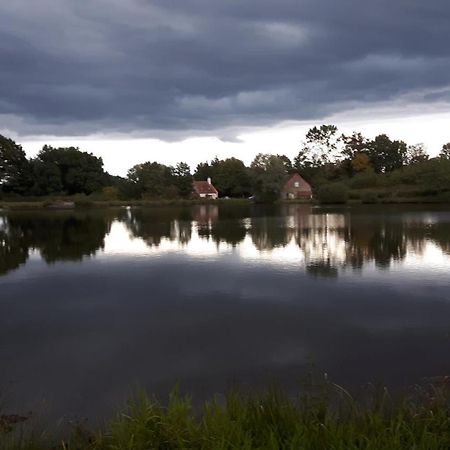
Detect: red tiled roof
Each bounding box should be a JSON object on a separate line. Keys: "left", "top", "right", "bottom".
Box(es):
{"left": 193, "top": 180, "right": 218, "bottom": 195}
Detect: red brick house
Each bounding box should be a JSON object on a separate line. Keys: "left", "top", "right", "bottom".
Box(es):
{"left": 193, "top": 178, "right": 219, "bottom": 199}
{"left": 281, "top": 173, "right": 312, "bottom": 199}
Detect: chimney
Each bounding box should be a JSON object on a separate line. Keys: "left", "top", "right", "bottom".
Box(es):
{"left": 207, "top": 177, "right": 212, "bottom": 185}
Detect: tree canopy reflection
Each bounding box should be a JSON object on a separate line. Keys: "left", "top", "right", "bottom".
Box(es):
{"left": 1, "top": 206, "right": 450, "bottom": 277}
{"left": 0, "top": 210, "right": 120, "bottom": 275}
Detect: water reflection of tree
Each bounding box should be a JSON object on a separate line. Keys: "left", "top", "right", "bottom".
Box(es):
{"left": 427, "top": 223, "right": 450, "bottom": 254}
{"left": 210, "top": 220, "right": 247, "bottom": 247}
{"left": 250, "top": 217, "right": 292, "bottom": 251}
{"left": 289, "top": 208, "right": 450, "bottom": 275}
{"left": 0, "top": 210, "right": 118, "bottom": 275}
{"left": 0, "top": 219, "right": 29, "bottom": 275}
{"left": 193, "top": 205, "right": 248, "bottom": 247}
{"left": 306, "top": 261, "right": 339, "bottom": 278}
{"left": 29, "top": 214, "right": 112, "bottom": 263}
{"left": 125, "top": 207, "right": 193, "bottom": 247}
{"left": 345, "top": 218, "right": 408, "bottom": 270}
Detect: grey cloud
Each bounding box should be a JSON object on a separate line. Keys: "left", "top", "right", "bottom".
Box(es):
{"left": 1, "top": 0, "right": 450, "bottom": 138}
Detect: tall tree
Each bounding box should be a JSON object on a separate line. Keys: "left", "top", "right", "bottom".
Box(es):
{"left": 250, "top": 153, "right": 288, "bottom": 202}
{"left": 212, "top": 157, "right": 251, "bottom": 197}
{"left": 128, "top": 161, "right": 174, "bottom": 198}
{"left": 193, "top": 161, "right": 213, "bottom": 181}
{"left": 29, "top": 159, "right": 63, "bottom": 195}
{"left": 172, "top": 162, "right": 192, "bottom": 198}
{"left": 406, "top": 143, "right": 429, "bottom": 165}
{"left": 304, "top": 124, "right": 341, "bottom": 165}
{"left": 368, "top": 134, "right": 407, "bottom": 173}
{"left": 0, "top": 135, "right": 31, "bottom": 194}
{"left": 340, "top": 131, "right": 371, "bottom": 175}
{"left": 340, "top": 132, "right": 369, "bottom": 160}
{"left": 37, "top": 146, "right": 106, "bottom": 194}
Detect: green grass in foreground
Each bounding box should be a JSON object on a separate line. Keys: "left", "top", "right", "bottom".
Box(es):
{"left": 1, "top": 382, "right": 449, "bottom": 450}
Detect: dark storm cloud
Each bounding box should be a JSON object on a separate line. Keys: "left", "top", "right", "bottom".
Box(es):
{"left": 1, "top": 0, "right": 450, "bottom": 137}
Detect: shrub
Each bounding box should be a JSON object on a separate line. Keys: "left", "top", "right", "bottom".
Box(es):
{"left": 349, "top": 169, "right": 379, "bottom": 189}
{"left": 361, "top": 191, "right": 378, "bottom": 204}
{"left": 317, "top": 183, "right": 349, "bottom": 204}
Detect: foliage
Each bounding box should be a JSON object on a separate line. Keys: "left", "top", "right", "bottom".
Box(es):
{"left": 361, "top": 190, "right": 378, "bottom": 204}
{"left": 0, "top": 135, "right": 31, "bottom": 194}
{"left": 295, "top": 125, "right": 341, "bottom": 172}
{"left": 351, "top": 152, "right": 371, "bottom": 173}
{"left": 194, "top": 157, "right": 251, "bottom": 197}
{"left": 348, "top": 169, "right": 381, "bottom": 189}
{"left": 28, "top": 159, "right": 63, "bottom": 195}
{"left": 2, "top": 382, "right": 450, "bottom": 450}
{"left": 406, "top": 143, "right": 429, "bottom": 165}
{"left": 440, "top": 143, "right": 450, "bottom": 160}
{"left": 317, "top": 183, "right": 349, "bottom": 204}
{"left": 1, "top": 129, "right": 450, "bottom": 203}
{"left": 172, "top": 162, "right": 193, "bottom": 198}
{"left": 36, "top": 145, "right": 107, "bottom": 195}
{"left": 367, "top": 134, "right": 407, "bottom": 173}
{"left": 128, "top": 161, "right": 175, "bottom": 198}
{"left": 250, "top": 153, "right": 288, "bottom": 202}
{"left": 341, "top": 131, "right": 370, "bottom": 160}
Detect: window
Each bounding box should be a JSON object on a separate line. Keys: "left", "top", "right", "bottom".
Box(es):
{"left": 294, "top": 181, "right": 300, "bottom": 188}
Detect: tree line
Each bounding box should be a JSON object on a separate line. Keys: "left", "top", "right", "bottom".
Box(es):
{"left": 1, "top": 128, "right": 450, "bottom": 202}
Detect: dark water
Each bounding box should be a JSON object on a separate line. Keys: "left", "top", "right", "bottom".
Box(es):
{"left": 1, "top": 204, "right": 450, "bottom": 421}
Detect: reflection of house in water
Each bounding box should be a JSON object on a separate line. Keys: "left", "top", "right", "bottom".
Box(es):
{"left": 192, "top": 205, "right": 219, "bottom": 224}
{"left": 193, "top": 205, "right": 219, "bottom": 240}
{"left": 290, "top": 212, "right": 349, "bottom": 270}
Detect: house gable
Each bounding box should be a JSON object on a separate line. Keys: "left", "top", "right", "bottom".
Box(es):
{"left": 281, "top": 173, "right": 312, "bottom": 199}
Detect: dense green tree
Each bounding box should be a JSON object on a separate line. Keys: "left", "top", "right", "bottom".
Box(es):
{"left": 193, "top": 161, "right": 214, "bottom": 181}
{"left": 212, "top": 158, "right": 251, "bottom": 197}
{"left": 37, "top": 145, "right": 106, "bottom": 194}
{"left": 0, "top": 134, "right": 31, "bottom": 194}
{"left": 276, "top": 154, "right": 293, "bottom": 172}
{"left": 194, "top": 157, "right": 251, "bottom": 197}
{"left": 127, "top": 161, "right": 174, "bottom": 198}
{"left": 172, "top": 162, "right": 193, "bottom": 198}
{"left": 368, "top": 134, "right": 407, "bottom": 173}
{"left": 250, "top": 153, "right": 288, "bottom": 202}
{"left": 29, "top": 159, "right": 63, "bottom": 195}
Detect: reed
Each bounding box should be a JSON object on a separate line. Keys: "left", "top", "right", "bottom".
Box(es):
{"left": 2, "top": 381, "right": 449, "bottom": 449}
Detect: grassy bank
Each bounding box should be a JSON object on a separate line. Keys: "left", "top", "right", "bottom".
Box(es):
{"left": 0, "top": 197, "right": 252, "bottom": 210}
{"left": 2, "top": 381, "right": 449, "bottom": 449}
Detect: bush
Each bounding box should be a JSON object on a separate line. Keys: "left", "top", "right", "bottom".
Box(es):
{"left": 317, "top": 183, "right": 349, "bottom": 204}
{"left": 348, "top": 169, "right": 379, "bottom": 189}
{"left": 361, "top": 191, "right": 378, "bottom": 204}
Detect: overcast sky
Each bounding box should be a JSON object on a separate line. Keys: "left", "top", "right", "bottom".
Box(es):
{"left": 1, "top": 0, "right": 450, "bottom": 175}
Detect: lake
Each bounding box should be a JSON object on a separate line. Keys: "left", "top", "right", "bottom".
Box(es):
{"left": 1, "top": 204, "right": 450, "bottom": 422}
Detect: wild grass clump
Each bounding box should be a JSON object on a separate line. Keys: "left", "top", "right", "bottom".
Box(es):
{"left": 2, "top": 381, "right": 449, "bottom": 449}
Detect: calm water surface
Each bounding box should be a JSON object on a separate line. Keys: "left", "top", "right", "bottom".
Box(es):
{"left": 1, "top": 204, "right": 450, "bottom": 421}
